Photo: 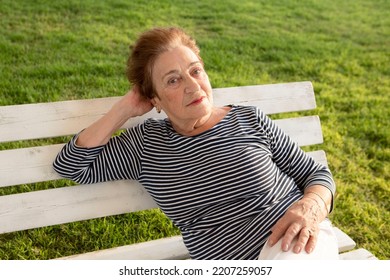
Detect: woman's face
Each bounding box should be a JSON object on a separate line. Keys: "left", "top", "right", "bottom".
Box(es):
{"left": 151, "top": 45, "right": 213, "bottom": 126}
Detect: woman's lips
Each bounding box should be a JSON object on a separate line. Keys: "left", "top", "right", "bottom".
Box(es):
{"left": 187, "top": 96, "right": 205, "bottom": 106}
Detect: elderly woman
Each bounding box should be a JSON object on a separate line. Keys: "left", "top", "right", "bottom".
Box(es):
{"left": 53, "top": 27, "right": 338, "bottom": 260}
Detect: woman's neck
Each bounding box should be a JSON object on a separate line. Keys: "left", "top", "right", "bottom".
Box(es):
{"left": 170, "top": 106, "right": 231, "bottom": 136}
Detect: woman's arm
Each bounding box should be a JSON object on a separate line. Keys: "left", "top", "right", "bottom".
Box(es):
{"left": 53, "top": 87, "right": 153, "bottom": 184}
{"left": 76, "top": 87, "right": 154, "bottom": 148}
{"left": 304, "top": 185, "right": 332, "bottom": 216}
{"left": 256, "top": 108, "right": 335, "bottom": 254}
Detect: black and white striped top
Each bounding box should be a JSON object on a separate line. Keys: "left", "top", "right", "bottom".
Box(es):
{"left": 53, "top": 105, "right": 335, "bottom": 259}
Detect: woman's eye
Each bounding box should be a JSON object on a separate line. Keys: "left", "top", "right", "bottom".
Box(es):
{"left": 168, "top": 78, "right": 178, "bottom": 85}
{"left": 192, "top": 68, "right": 202, "bottom": 76}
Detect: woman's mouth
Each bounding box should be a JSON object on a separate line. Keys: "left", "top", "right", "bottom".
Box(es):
{"left": 187, "top": 96, "right": 205, "bottom": 106}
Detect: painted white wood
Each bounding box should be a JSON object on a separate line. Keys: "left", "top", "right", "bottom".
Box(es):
{"left": 213, "top": 81, "right": 315, "bottom": 114}
{"left": 0, "top": 97, "right": 161, "bottom": 143}
{"left": 58, "top": 236, "right": 189, "bottom": 260}
{"left": 276, "top": 116, "right": 323, "bottom": 147}
{"left": 0, "top": 180, "right": 158, "bottom": 234}
{"left": 0, "top": 144, "right": 63, "bottom": 188}
{"left": 0, "top": 81, "right": 314, "bottom": 142}
{"left": 0, "top": 151, "right": 327, "bottom": 234}
{"left": 2, "top": 81, "right": 375, "bottom": 260}
{"left": 59, "top": 226, "right": 364, "bottom": 260}
{"left": 307, "top": 150, "right": 328, "bottom": 167}
{"left": 339, "top": 248, "right": 378, "bottom": 260}
{"left": 333, "top": 226, "right": 356, "bottom": 252}
{"left": 0, "top": 116, "right": 323, "bottom": 188}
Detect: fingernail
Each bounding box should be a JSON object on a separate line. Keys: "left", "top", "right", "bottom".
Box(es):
{"left": 283, "top": 244, "right": 289, "bottom": 251}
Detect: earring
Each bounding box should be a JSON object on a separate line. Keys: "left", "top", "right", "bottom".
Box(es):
{"left": 156, "top": 106, "right": 161, "bottom": 113}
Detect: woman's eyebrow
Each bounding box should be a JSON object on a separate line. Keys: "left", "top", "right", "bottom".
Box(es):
{"left": 189, "top": 61, "right": 202, "bottom": 67}
{"left": 162, "top": 61, "right": 202, "bottom": 80}
{"left": 162, "top": 69, "right": 180, "bottom": 80}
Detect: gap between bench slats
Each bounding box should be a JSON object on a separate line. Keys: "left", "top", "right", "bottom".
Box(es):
{"left": 0, "top": 150, "right": 327, "bottom": 234}
{"left": 0, "top": 81, "right": 315, "bottom": 143}
{"left": 0, "top": 116, "right": 323, "bottom": 188}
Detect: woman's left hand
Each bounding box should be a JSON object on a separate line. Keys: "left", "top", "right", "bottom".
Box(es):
{"left": 267, "top": 194, "right": 328, "bottom": 254}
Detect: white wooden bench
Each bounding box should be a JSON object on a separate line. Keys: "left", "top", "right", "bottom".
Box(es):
{"left": 0, "top": 81, "right": 377, "bottom": 260}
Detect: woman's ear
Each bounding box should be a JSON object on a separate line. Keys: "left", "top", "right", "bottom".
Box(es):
{"left": 150, "top": 97, "right": 158, "bottom": 107}
{"left": 151, "top": 96, "right": 162, "bottom": 113}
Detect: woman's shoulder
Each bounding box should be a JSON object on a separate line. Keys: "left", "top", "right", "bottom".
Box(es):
{"left": 123, "top": 117, "right": 168, "bottom": 135}
{"left": 144, "top": 117, "right": 167, "bottom": 126}
{"left": 142, "top": 117, "right": 174, "bottom": 136}
{"left": 228, "top": 104, "right": 264, "bottom": 117}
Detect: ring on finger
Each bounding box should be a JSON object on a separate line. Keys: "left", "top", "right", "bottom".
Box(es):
{"left": 304, "top": 227, "right": 315, "bottom": 236}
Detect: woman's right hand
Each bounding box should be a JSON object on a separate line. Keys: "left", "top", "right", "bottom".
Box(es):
{"left": 113, "top": 86, "right": 154, "bottom": 120}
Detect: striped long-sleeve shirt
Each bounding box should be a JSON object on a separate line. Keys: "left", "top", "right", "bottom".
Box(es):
{"left": 53, "top": 105, "right": 335, "bottom": 259}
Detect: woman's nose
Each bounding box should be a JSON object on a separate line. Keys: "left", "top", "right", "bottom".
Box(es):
{"left": 184, "top": 76, "right": 200, "bottom": 94}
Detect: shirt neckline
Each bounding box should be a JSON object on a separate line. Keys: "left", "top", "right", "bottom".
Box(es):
{"left": 165, "top": 105, "right": 237, "bottom": 138}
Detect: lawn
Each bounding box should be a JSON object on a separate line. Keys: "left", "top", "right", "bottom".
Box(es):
{"left": 0, "top": 0, "right": 389, "bottom": 259}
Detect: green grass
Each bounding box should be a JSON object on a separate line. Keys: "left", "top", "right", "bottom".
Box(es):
{"left": 0, "top": 0, "right": 389, "bottom": 259}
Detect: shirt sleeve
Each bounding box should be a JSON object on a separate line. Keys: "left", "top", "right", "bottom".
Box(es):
{"left": 255, "top": 107, "right": 336, "bottom": 210}
{"left": 53, "top": 124, "right": 145, "bottom": 184}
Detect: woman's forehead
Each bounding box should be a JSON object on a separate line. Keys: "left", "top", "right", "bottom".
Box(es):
{"left": 153, "top": 45, "right": 201, "bottom": 76}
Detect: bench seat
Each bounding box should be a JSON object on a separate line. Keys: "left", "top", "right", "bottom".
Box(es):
{"left": 0, "top": 81, "right": 377, "bottom": 260}
{"left": 58, "top": 228, "right": 376, "bottom": 260}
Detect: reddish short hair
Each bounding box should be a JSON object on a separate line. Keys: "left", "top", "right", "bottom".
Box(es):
{"left": 126, "top": 27, "right": 202, "bottom": 99}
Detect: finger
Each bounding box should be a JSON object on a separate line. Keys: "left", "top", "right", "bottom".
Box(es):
{"left": 280, "top": 222, "right": 302, "bottom": 251}
{"left": 305, "top": 230, "right": 318, "bottom": 254}
{"left": 293, "top": 226, "right": 314, "bottom": 253}
{"left": 268, "top": 219, "right": 289, "bottom": 247}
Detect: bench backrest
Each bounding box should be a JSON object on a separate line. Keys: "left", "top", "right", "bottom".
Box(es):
{"left": 0, "top": 81, "right": 326, "bottom": 234}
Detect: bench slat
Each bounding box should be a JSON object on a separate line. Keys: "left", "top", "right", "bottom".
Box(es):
{"left": 333, "top": 227, "right": 356, "bottom": 253}
{"left": 333, "top": 226, "right": 356, "bottom": 253}
{"left": 339, "top": 248, "right": 378, "bottom": 260}
{"left": 0, "top": 150, "right": 327, "bottom": 234}
{"left": 0, "top": 144, "right": 63, "bottom": 188}
{"left": 58, "top": 235, "right": 189, "bottom": 260}
{"left": 0, "top": 81, "right": 314, "bottom": 143}
{"left": 276, "top": 116, "right": 323, "bottom": 146}
{"left": 213, "top": 81, "right": 315, "bottom": 114}
{"left": 0, "top": 180, "right": 157, "bottom": 234}
{"left": 0, "top": 116, "right": 323, "bottom": 188}
{"left": 58, "top": 225, "right": 358, "bottom": 260}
